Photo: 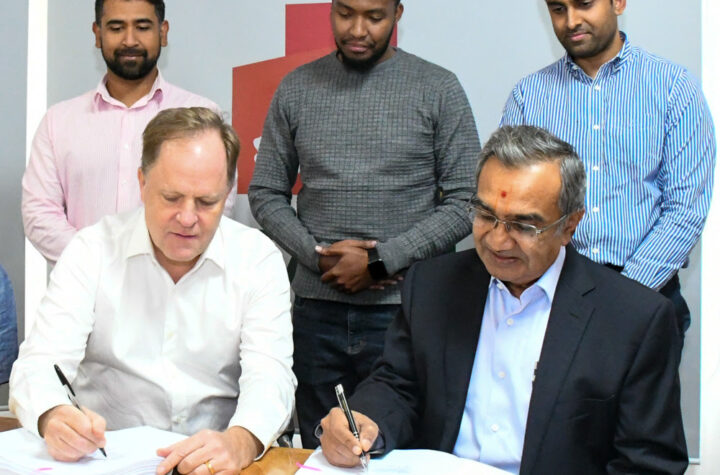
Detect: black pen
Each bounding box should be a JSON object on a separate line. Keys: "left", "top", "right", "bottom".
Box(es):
{"left": 334, "top": 383, "right": 368, "bottom": 471}
{"left": 53, "top": 364, "right": 107, "bottom": 457}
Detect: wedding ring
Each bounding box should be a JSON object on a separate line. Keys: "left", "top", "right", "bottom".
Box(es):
{"left": 204, "top": 460, "right": 215, "bottom": 475}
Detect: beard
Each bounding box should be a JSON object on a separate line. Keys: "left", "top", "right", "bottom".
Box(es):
{"left": 102, "top": 44, "right": 161, "bottom": 80}
{"left": 336, "top": 25, "right": 395, "bottom": 72}
{"left": 560, "top": 28, "right": 617, "bottom": 61}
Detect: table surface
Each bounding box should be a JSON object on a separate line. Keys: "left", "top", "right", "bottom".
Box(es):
{"left": 0, "top": 416, "right": 312, "bottom": 474}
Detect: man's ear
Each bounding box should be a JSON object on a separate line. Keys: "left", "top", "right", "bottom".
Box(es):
{"left": 92, "top": 22, "right": 101, "bottom": 48}
{"left": 160, "top": 20, "right": 169, "bottom": 47}
{"left": 561, "top": 209, "right": 585, "bottom": 245}
{"left": 613, "top": 0, "right": 627, "bottom": 16}
{"left": 138, "top": 167, "right": 146, "bottom": 202}
{"left": 394, "top": 3, "right": 404, "bottom": 23}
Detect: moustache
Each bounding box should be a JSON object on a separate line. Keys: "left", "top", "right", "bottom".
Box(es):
{"left": 115, "top": 48, "right": 147, "bottom": 58}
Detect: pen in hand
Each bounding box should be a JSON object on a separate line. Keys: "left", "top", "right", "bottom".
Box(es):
{"left": 53, "top": 364, "right": 107, "bottom": 457}
{"left": 334, "top": 383, "right": 368, "bottom": 471}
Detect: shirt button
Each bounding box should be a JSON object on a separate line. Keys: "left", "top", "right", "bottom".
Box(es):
{"left": 592, "top": 248, "right": 600, "bottom": 254}
{"left": 592, "top": 165, "right": 600, "bottom": 171}
{"left": 594, "top": 85, "right": 601, "bottom": 91}
{"left": 506, "top": 318, "right": 514, "bottom": 326}
{"left": 592, "top": 207, "right": 599, "bottom": 213}
{"left": 491, "top": 424, "right": 500, "bottom": 432}
{"left": 592, "top": 124, "right": 601, "bottom": 130}
{"left": 123, "top": 143, "right": 130, "bottom": 150}
{"left": 498, "top": 371, "right": 506, "bottom": 379}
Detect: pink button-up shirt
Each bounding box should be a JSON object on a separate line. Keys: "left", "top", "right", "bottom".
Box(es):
{"left": 22, "top": 71, "right": 234, "bottom": 262}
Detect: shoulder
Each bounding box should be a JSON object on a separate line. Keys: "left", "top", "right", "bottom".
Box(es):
{"left": 158, "top": 79, "right": 218, "bottom": 109}
{"left": 563, "top": 249, "right": 674, "bottom": 328}
{"left": 629, "top": 45, "right": 690, "bottom": 78}
{"left": 44, "top": 89, "right": 97, "bottom": 120}
{"left": 407, "top": 249, "right": 483, "bottom": 289}
{"left": 58, "top": 209, "right": 142, "bottom": 267}
{"left": 218, "top": 217, "right": 285, "bottom": 266}
{"left": 279, "top": 54, "right": 337, "bottom": 88}
{"left": 392, "top": 49, "right": 464, "bottom": 89}
{"left": 511, "top": 57, "right": 566, "bottom": 93}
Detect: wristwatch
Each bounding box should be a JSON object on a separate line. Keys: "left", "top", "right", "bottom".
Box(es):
{"left": 367, "top": 247, "right": 389, "bottom": 280}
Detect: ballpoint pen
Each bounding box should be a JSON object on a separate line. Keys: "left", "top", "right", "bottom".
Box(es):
{"left": 334, "top": 383, "right": 368, "bottom": 472}
{"left": 53, "top": 364, "right": 107, "bottom": 457}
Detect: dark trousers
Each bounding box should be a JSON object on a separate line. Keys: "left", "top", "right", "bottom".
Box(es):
{"left": 292, "top": 296, "right": 399, "bottom": 448}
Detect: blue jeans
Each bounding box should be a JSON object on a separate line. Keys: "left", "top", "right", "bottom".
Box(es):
{"left": 0, "top": 266, "right": 18, "bottom": 384}
{"left": 292, "top": 296, "right": 399, "bottom": 448}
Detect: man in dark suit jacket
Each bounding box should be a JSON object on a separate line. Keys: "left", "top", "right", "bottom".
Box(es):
{"left": 318, "top": 126, "right": 687, "bottom": 474}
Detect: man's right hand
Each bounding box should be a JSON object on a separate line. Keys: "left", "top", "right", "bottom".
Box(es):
{"left": 319, "top": 407, "right": 378, "bottom": 468}
{"left": 38, "top": 404, "right": 106, "bottom": 462}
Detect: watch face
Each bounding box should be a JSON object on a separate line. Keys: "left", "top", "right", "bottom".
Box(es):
{"left": 369, "top": 259, "right": 388, "bottom": 280}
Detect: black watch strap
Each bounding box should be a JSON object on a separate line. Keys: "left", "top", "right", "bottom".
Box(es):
{"left": 367, "top": 247, "right": 389, "bottom": 280}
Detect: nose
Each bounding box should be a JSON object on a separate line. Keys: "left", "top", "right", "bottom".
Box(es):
{"left": 122, "top": 27, "right": 139, "bottom": 47}
{"left": 176, "top": 203, "right": 198, "bottom": 228}
{"left": 566, "top": 8, "right": 582, "bottom": 30}
{"left": 480, "top": 220, "right": 514, "bottom": 250}
{"left": 349, "top": 17, "right": 367, "bottom": 38}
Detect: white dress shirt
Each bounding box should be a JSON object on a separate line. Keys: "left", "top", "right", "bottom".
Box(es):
{"left": 453, "top": 247, "right": 566, "bottom": 474}
{"left": 10, "top": 208, "right": 295, "bottom": 450}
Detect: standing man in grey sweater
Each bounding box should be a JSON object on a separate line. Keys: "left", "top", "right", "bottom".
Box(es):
{"left": 249, "top": 0, "right": 480, "bottom": 448}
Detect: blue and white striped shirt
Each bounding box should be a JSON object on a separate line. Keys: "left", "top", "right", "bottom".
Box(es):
{"left": 501, "top": 34, "right": 716, "bottom": 290}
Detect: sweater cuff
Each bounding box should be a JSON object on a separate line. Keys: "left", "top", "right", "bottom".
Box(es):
{"left": 375, "top": 240, "right": 411, "bottom": 276}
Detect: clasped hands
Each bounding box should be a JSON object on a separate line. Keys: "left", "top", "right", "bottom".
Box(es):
{"left": 38, "top": 404, "right": 262, "bottom": 474}
{"left": 316, "top": 240, "right": 402, "bottom": 293}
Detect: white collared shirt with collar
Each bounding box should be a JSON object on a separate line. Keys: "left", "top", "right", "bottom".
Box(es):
{"left": 453, "top": 246, "right": 567, "bottom": 474}
{"left": 10, "top": 208, "right": 295, "bottom": 450}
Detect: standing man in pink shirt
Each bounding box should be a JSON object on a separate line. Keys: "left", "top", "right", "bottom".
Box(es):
{"left": 22, "top": 0, "right": 233, "bottom": 262}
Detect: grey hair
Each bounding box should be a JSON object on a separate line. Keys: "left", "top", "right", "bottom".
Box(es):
{"left": 476, "top": 125, "right": 586, "bottom": 216}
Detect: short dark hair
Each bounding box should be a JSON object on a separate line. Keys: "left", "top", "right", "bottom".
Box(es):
{"left": 142, "top": 107, "right": 240, "bottom": 189}
{"left": 94, "top": 0, "right": 165, "bottom": 25}
{"left": 476, "top": 125, "right": 586, "bottom": 217}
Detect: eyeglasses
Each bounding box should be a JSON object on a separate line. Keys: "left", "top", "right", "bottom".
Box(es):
{"left": 468, "top": 199, "right": 567, "bottom": 240}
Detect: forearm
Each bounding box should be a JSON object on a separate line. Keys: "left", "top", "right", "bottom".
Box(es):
{"left": 229, "top": 245, "right": 296, "bottom": 452}
{"left": 248, "top": 186, "right": 321, "bottom": 271}
{"left": 621, "top": 210, "right": 707, "bottom": 289}
{"left": 376, "top": 198, "right": 472, "bottom": 275}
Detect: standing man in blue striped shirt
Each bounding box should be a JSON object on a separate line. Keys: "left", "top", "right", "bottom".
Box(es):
{"left": 501, "top": 0, "right": 716, "bottom": 342}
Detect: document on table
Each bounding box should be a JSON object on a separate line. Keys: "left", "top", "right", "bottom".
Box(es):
{"left": 296, "top": 447, "right": 512, "bottom": 474}
{"left": 0, "top": 425, "right": 186, "bottom": 475}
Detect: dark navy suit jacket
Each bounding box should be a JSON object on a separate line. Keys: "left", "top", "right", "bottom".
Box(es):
{"left": 350, "top": 247, "right": 687, "bottom": 474}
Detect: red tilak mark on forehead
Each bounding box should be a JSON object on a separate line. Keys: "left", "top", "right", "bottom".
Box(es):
{"left": 500, "top": 191, "right": 507, "bottom": 198}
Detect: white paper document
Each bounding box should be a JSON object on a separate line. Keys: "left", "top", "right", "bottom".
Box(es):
{"left": 0, "top": 425, "right": 186, "bottom": 475}
{"left": 296, "top": 447, "right": 513, "bottom": 474}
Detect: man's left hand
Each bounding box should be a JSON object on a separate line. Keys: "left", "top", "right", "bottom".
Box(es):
{"left": 155, "top": 426, "right": 262, "bottom": 475}
{"left": 316, "top": 240, "right": 376, "bottom": 293}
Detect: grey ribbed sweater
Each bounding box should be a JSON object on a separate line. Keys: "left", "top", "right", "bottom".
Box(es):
{"left": 249, "top": 49, "right": 480, "bottom": 304}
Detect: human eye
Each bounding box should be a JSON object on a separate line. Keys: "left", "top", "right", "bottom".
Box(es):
{"left": 336, "top": 8, "right": 352, "bottom": 18}
{"left": 197, "top": 198, "right": 219, "bottom": 208}
{"left": 163, "top": 194, "right": 180, "bottom": 203}
{"left": 547, "top": 3, "right": 566, "bottom": 14}
{"left": 509, "top": 221, "right": 538, "bottom": 237}
{"left": 474, "top": 208, "right": 497, "bottom": 224}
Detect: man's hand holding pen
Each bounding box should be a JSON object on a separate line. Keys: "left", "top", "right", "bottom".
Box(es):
{"left": 319, "top": 407, "right": 378, "bottom": 468}
{"left": 38, "top": 404, "right": 107, "bottom": 462}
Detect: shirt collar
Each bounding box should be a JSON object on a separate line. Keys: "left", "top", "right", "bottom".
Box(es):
{"left": 125, "top": 208, "right": 226, "bottom": 272}
{"left": 93, "top": 69, "right": 166, "bottom": 109}
{"left": 489, "top": 246, "right": 567, "bottom": 303}
{"left": 563, "top": 31, "right": 631, "bottom": 76}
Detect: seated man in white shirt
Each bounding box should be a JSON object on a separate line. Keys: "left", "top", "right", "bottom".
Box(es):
{"left": 10, "top": 107, "right": 296, "bottom": 474}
